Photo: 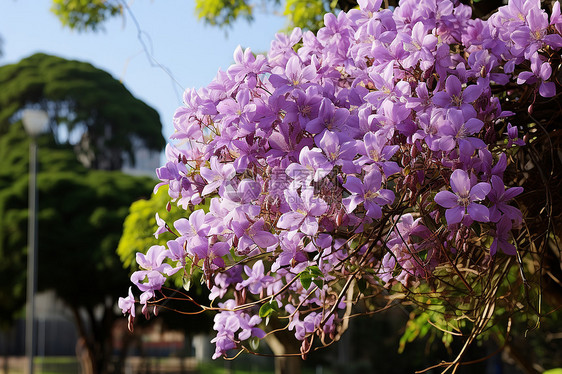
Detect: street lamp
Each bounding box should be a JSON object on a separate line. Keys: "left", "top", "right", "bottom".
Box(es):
{"left": 22, "top": 109, "right": 48, "bottom": 374}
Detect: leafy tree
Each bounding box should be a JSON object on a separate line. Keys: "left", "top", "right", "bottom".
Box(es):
{"left": 117, "top": 186, "right": 183, "bottom": 270}
{"left": 51, "top": 0, "right": 122, "bottom": 32}
{"left": 0, "top": 53, "right": 165, "bottom": 170}
{"left": 0, "top": 121, "right": 156, "bottom": 373}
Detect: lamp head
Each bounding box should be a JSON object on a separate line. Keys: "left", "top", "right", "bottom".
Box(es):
{"left": 22, "top": 109, "right": 49, "bottom": 137}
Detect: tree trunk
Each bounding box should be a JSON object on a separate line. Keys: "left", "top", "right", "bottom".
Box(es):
{"left": 76, "top": 337, "right": 94, "bottom": 374}
{"left": 265, "top": 333, "right": 302, "bottom": 374}
{"left": 2, "top": 353, "right": 8, "bottom": 374}
{"left": 69, "top": 304, "right": 116, "bottom": 374}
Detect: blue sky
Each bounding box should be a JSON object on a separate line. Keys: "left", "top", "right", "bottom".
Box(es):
{"left": 0, "top": 0, "right": 286, "bottom": 143}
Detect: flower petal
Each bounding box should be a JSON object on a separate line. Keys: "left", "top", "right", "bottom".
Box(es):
{"left": 445, "top": 206, "right": 464, "bottom": 225}
{"left": 467, "top": 203, "right": 489, "bottom": 222}
{"left": 470, "top": 182, "right": 491, "bottom": 201}
{"left": 449, "top": 169, "right": 470, "bottom": 196}
{"left": 435, "top": 191, "right": 459, "bottom": 208}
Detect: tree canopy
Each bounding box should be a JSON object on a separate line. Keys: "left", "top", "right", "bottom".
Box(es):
{"left": 0, "top": 51, "right": 166, "bottom": 372}
{"left": 0, "top": 120, "right": 157, "bottom": 371}
{"left": 51, "top": 0, "right": 122, "bottom": 32}
{"left": 0, "top": 53, "right": 165, "bottom": 170}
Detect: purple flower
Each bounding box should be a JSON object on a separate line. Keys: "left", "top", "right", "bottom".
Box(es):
{"left": 285, "top": 146, "right": 333, "bottom": 187}
{"left": 516, "top": 53, "right": 556, "bottom": 98}
{"left": 210, "top": 299, "right": 266, "bottom": 358}
{"left": 200, "top": 156, "right": 236, "bottom": 197}
{"left": 434, "top": 169, "right": 491, "bottom": 225}
{"left": 277, "top": 189, "right": 328, "bottom": 236}
{"left": 342, "top": 169, "right": 395, "bottom": 219}
{"left": 154, "top": 213, "right": 168, "bottom": 239}
{"left": 135, "top": 245, "right": 173, "bottom": 274}
{"left": 356, "top": 131, "right": 401, "bottom": 176}
{"left": 432, "top": 75, "right": 482, "bottom": 119}
{"left": 365, "top": 63, "right": 410, "bottom": 108}
{"left": 266, "top": 122, "right": 314, "bottom": 168}
{"left": 232, "top": 218, "right": 278, "bottom": 252}
{"left": 506, "top": 123, "right": 525, "bottom": 147}
{"left": 512, "top": 7, "right": 562, "bottom": 59}
{"left": 317, "top": 130, "right": 358, "bottom": 173}
{"left": 131, "top": 268, "right": 167, "bottom": 294}
{"left": 402, "top": 21, "right": 438, "bottom": 71}
{"left": 228, "top": 45, "right": 267, "bottom": 84}
{"left": 221, "top": 179, "right": 262, "bottom": 222}
{"left": 269, "top": 27, "right": 302, "bottom": 66}
{"left": 490, "top": 216, "right": 516, "bottom": 256}
{"left": 551, "top": 1, "right": 562, "bottom": 34}
{"left": 166, "top": 239, "right": 186, "bottom": 267}
{"left": 438, "top": 109, "right": 486, "bottom": 156}
{"left": 283, "top": 86, "right": 323, "bottom": 129}
{"left": 387, "top": 213, "right": 431, "bottom": 248}
{"left": 216, "top": 89, "right": 256, "bottom": 134}
{"left": 236, "top": 260, "right": 274, "bottom": 294}
{"left": 272, "top": 232, "right": 309, "bottom": 272}
{"left": 305, "top": 98, "right": 350, "bottom": 135}
{"left": 174, "top": 210, "right": 210, "bottom": 258}
{"left": 269, "top": 55, "right": 317, "bottom": 95}
{"left": 286, "top": 306, "right": 321, "bottom": 340}
{"left": 487, "top": 175, "right": 523, "bottom": 225}
{"left": 118, "top": 287, "right": 136, "bottom": 318}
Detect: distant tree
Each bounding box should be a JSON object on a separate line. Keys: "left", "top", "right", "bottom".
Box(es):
{"left": 0, "top": 53, "right": 165, "bottom": 170}
{"left": 117, "top": 185, "right": 184, "bottom": 270}
{"left": 0, "top": 121, "right": 156, "bottom": 373}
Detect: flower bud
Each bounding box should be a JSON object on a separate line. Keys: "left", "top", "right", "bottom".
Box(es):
{"left": 300, "top": 337, "right": 311, "bottom": 360}
{"left": 411, "top": 145, "right": 419, "bottom": 159}
{"left": 128, "top": 315, "right": 135, "bottom": 332}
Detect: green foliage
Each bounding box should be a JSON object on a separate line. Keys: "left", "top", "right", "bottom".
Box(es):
{"left": 299, "top": 265, "right": 324, "bottom": 290}
{"left": 117, "top": 185, "right": 183, "bottom": 269}
{"left": 117, "top": 183, "right": 212, "bottom": 291}
{"left": 0, "top": 53, "right": 165, "bottom": 170}
{"left": 51, "top": 0, "right": 122, "bottom": 32}
{"left": 0, "top": 121, "right": 155, "bottom": 326}
{"left": 195, "top": 0, "right": 255, "bottom": 28}
{"left": 283, "top": 0, "right": 329, "bottom": 32}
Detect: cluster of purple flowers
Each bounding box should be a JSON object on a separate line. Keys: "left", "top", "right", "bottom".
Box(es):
{"left": 119, "top": 0, "right": 561, "bottom": 359}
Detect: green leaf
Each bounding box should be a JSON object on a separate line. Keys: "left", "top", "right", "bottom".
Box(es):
{"left": 300, "top": 271, "right": 313, "bottom": 290}
{"left": 313, "top": 279, "right": 324, "bottom": 289}
{"left": 306, "top": 265, "right": 323, "bottom": 278}
{"left": 259, "top": 301, "right": 276, "bottom": 318}
{"left": 300, "top": 265, "right": 324, "bottom": 290}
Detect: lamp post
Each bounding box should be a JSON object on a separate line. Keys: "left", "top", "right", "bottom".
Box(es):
{"left": 22, "top": 109, "right": 48, "bottom": 374}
